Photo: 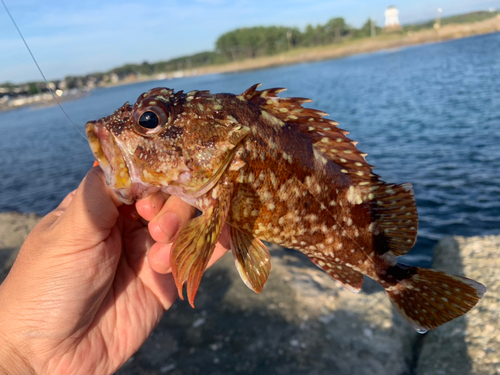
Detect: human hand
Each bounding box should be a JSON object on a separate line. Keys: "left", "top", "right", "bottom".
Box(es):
{"left": 135, "top": 183, "right": 231, "bottom": 277}
{"left": 0, "top": 167, "right": 229, "bottom": 375}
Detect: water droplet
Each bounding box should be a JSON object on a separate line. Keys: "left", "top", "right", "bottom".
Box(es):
{"left": 415, "top": 328, "right": 428, "bottom": 334}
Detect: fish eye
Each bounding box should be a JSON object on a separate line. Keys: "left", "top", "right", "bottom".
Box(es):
{"left": 133, "top": 103, "right": 171, "bottom": 135}
{"left": 138, "top": 111, "right": 159, "bottom": 129}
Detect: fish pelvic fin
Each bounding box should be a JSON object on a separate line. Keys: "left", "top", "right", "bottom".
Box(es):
{"left": 229, "top": 226, "right": 271, "bottom": 293}
{"left": 308, "top": 255, "right": 364, "bottom": 293}
{"left": 385, "top": 265, "right": 485, "bottom": 331}
{"left": 170, "top": 181, "right": 233, "bottom": 307}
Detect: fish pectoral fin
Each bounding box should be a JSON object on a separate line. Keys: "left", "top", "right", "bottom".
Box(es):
{"left": 308, "top": 256, "right": 364, "bottom": 293}
{"left": 170, "top": 183, "right": 233, "bottom": 307}
{"left": 229, "top": 226, "right": 271, "bottom": 293}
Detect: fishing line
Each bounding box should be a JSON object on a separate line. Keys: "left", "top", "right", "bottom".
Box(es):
{"left": 1, "top": 0, "right": 88, "bottom": 141}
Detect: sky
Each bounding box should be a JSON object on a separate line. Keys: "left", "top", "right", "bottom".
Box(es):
{"left": 1, "top": 0, "right": 499, "bottom": 84}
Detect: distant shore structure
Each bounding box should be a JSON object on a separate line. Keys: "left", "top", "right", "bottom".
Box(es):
{"left": 384, "top": 6, "right": 402, "bottom": 31}
{"left": 434, "top": 8, "right": 443, "bottom": 30}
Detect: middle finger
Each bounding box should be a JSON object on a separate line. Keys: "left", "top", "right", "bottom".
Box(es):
{"left": 148, "top": 195, "right": 197, "bottom": 244}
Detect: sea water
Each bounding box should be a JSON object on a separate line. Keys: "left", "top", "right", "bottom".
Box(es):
{"left": 1, "top": 32, "right": 499, "bottom": 266}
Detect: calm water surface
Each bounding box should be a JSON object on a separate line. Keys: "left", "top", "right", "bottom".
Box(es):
{"left": 1, "top": 33, "right": 499, "bottom": 266}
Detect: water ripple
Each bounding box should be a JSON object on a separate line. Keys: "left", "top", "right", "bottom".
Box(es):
{"left": 1, "top": 33, "right": 499, "bottom": 266}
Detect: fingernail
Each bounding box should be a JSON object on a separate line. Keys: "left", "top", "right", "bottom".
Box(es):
{"left": 158, "top": 211, "right": 180, "bottom": 243}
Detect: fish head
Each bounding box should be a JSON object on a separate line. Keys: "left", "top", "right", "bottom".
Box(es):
{"left": 85, "top": 87, "right": 249, "bottom": 203}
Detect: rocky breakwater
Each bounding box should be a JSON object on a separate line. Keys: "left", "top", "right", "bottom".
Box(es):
{"left": 416, "top": 235, "right": 500, "bottom": 375}
{"left": 0, "top": 212, "right": 41, "bottom": 281}
{"left": 0, "top": 212, "right": 498, "bottom": 374}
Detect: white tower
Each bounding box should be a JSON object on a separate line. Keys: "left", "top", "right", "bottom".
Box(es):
{"left": 384, "top": 6, "right": 402, "bottom": 30}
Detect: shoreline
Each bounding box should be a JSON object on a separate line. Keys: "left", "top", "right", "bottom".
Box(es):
{"left": 191, "top": 14, "right": 500, "bottom": 77}
{"left": 1, "top": 15, "right": 499, "bottom": 113}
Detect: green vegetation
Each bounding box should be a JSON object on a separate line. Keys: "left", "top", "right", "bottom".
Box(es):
{"left": 109, "top": 51, "right": 223, "bottom": 77}
{"left": 213, "top": 18, "right": 361, "bottom": 60}
{"left": 404, "top": 10, "right": 499, "bottom": 32}
{"left": 100, "top": 17, "right": 370, "bottom": 78}
{"left": 216, "top": 26, "right": 301, "bottom": 60}
{"left": 1, "top": 10, "right": 498, "bottom": 98}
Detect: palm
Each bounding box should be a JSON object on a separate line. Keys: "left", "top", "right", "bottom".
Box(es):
{"left": 59, "top": 216, "right": 178, "bottom": 374}
{"left": 0, "top": 169, "right": 230, "bottom": 375}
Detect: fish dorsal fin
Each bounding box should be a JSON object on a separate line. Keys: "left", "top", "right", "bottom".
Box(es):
{"left": 243, "top": 84, "right": 375, "bottom": 184}
{"left": 242, "top": 84, "right": 418, "bottom": 257}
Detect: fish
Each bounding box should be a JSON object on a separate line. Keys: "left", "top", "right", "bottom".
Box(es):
{"left": 85, "top": 84, "right": 485, "bottom": 332}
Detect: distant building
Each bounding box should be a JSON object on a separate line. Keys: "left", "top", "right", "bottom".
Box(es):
{"left": 384, "top": 6, "right": 402, "bottom": 31}
{"left": 109, "top": 73, "right": 119, "bottom": 84}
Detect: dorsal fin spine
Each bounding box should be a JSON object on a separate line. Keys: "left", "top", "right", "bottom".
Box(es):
{"left": 243, "top": 84, "right": 419, "bottom": 256}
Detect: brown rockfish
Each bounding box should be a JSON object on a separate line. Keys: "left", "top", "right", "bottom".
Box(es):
{"left": 85, "top": 84, "right": 485, "bottom": 332}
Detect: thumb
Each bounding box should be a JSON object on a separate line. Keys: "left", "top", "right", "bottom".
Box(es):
{"left": 56, "top": 167, "right": 123, "bottom": 244}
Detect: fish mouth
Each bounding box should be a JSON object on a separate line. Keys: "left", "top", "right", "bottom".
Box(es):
{"left": 85, "top": 121, "right": 134, "bottom": 204}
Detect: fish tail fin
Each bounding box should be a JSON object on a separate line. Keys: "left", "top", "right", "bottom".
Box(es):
{"left": 385, "top": 266, "right": 485, "bottom": 332}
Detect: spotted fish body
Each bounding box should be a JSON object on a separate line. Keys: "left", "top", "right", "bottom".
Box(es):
{"left": 86, "top": 84, "right": 485, "bottom": 331}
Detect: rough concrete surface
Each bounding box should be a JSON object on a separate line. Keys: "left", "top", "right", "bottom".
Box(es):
{"left": 116, "top": 247, "right": 417, "bottom": 375}
{"left": 0, "top": 212, "right": 41, "bottom": 280}
{"left": 416, "top": 235, "right": 500, "bottom": 375}
{"left": 1, "top": 212, "right": 498, "bottom": 374}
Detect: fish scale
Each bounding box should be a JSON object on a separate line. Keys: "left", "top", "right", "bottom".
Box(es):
{"left": 85, "top": 84, "right": 485, "bottom": 332}
{"left": 229, "top": 133, "right": 372, "bottom": 291}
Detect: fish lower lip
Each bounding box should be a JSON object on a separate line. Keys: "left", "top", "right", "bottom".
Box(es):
{"left": 85, "top": 121, "right": 132, "bottom": 193}
{"left": 85, "top": 121, "right": 113, "bottom": 184}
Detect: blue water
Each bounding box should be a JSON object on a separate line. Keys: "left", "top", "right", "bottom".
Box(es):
{"left": 1, "top": 33, "right": 499, "bottom": 266}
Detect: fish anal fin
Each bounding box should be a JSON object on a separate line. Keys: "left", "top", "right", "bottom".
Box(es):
{"left": 170, "top": 182, "right": 233, "bottom": 307}
{"left": 308, "top": 256, "right": 364, "bottom": 293}
{"left": 229, "top": 226, "right": 271, "bottom": 293}
{"left": 385, "top": 266, "right": 485, "bottom": 331}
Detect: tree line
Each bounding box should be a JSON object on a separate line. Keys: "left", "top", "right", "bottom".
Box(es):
{"left": 2, "top": 11, "right": 497, "bottom": 94}
{"left": 106, "top": 16, "right": 380, "bottom": 75}
{"left": 93, "top": 16, "right": 378, "bottom": 81}
{"left": 1, "top": 15, "right": 383, "bottom": 94}
{"left": 215, "top": 17, "right": 368, "bottom": 61}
